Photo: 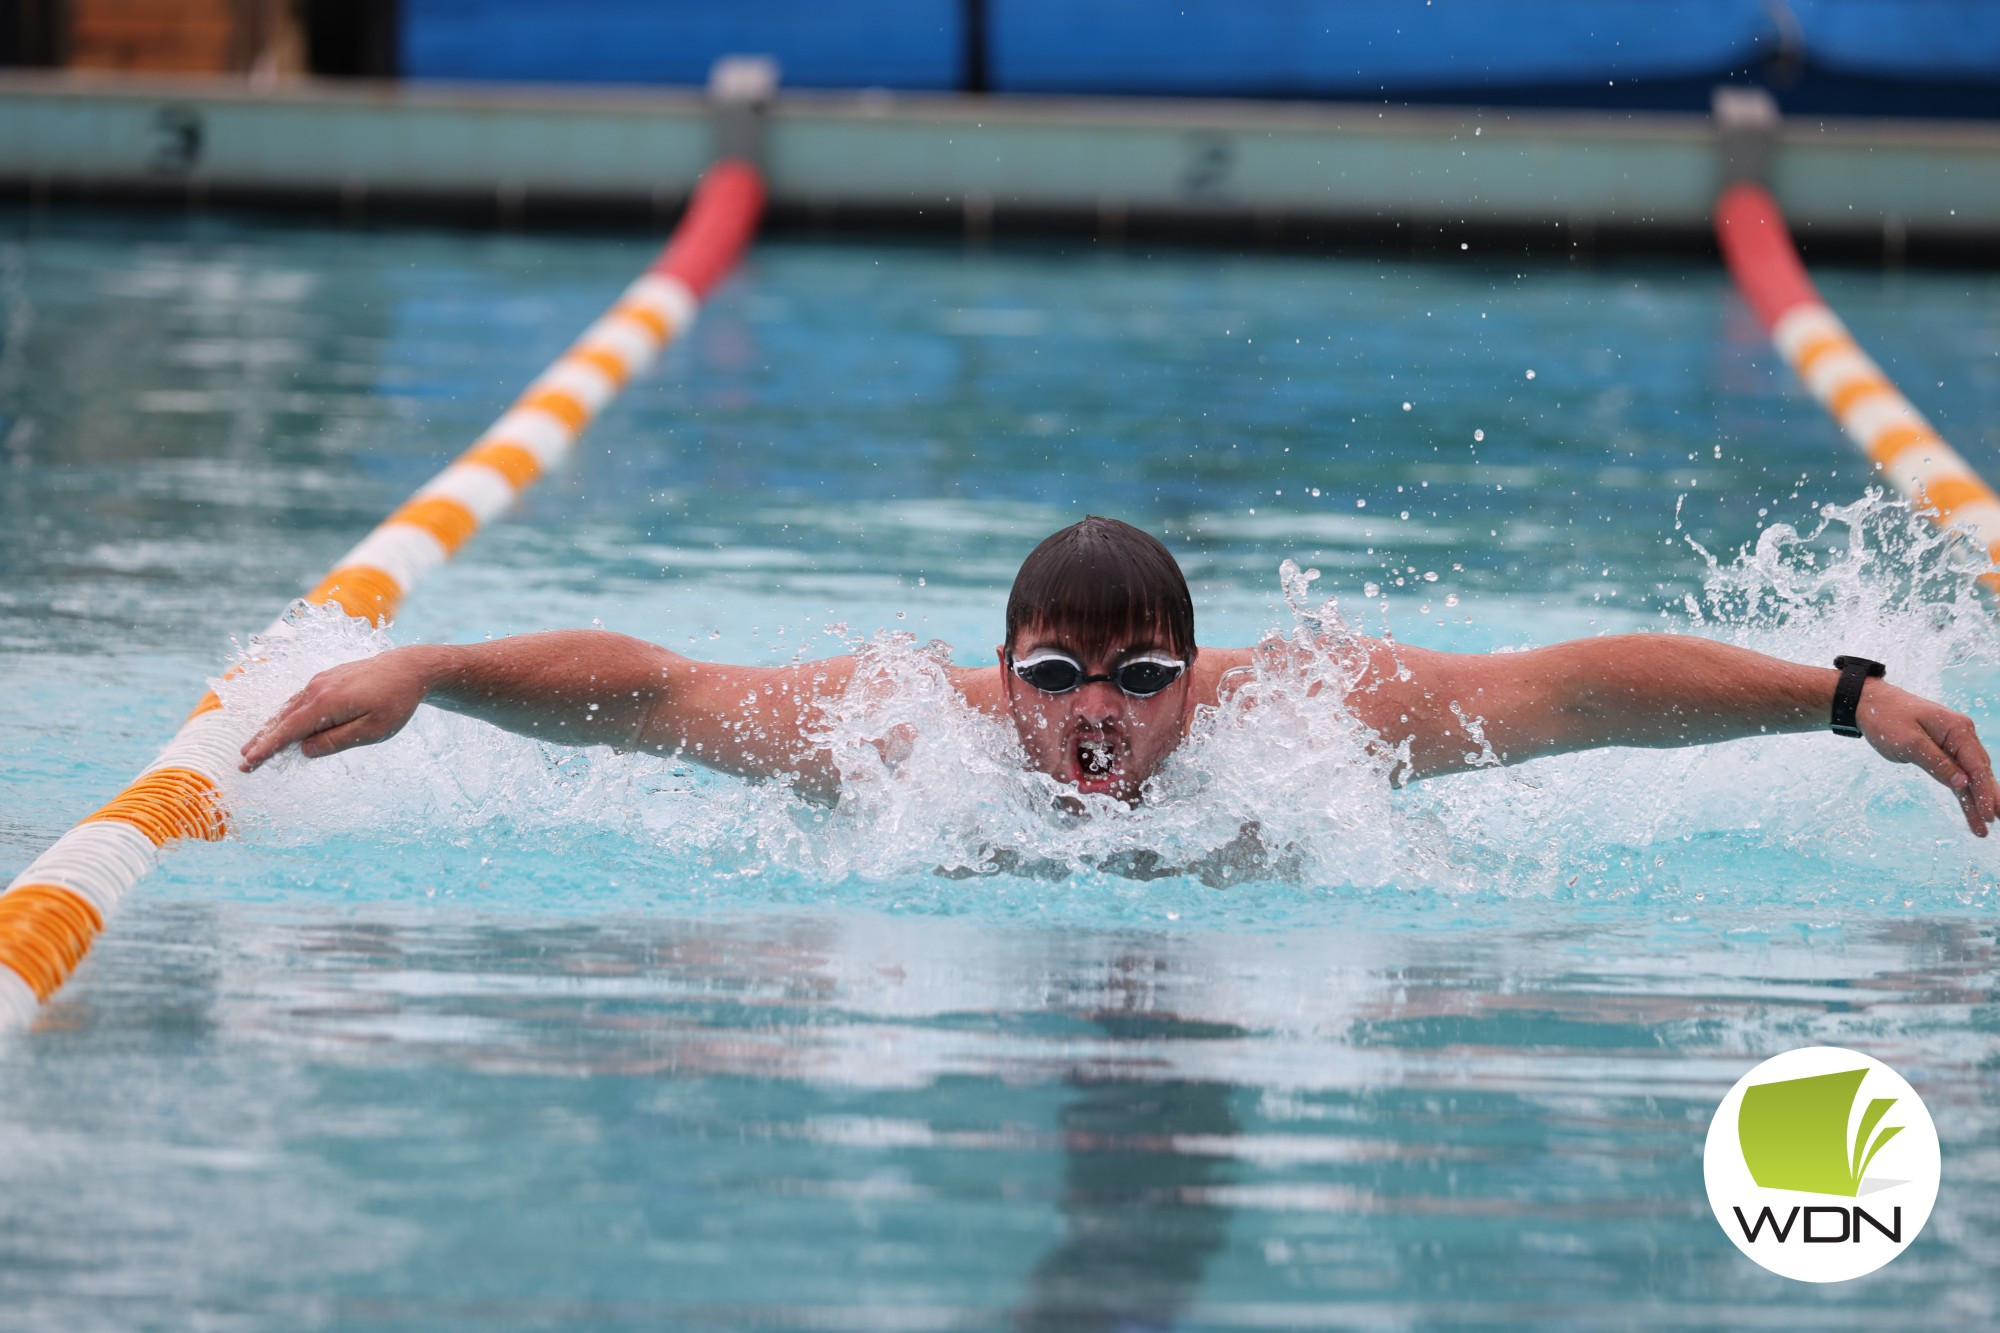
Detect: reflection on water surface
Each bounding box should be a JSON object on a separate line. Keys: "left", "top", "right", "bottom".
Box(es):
{"left": 4, "top": 901, "right": 1995, "bottom": 1328}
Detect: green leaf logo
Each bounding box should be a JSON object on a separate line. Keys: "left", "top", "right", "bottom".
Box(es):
{"left": 1737, "top": 1068, "right": 1903, "bottom": 1196}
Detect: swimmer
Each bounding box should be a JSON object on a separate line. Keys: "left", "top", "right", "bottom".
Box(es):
{"left": 240, "top": 516, "right": 2000, "bottom": 836}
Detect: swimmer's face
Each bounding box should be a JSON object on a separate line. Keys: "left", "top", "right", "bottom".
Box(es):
{"left": 998, "top": 625, "right": 1195, "bottom": 804}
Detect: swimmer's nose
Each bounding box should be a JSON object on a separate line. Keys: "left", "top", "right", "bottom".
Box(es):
{"left": 1072, "top": 678, "right": 1124, "bottom": 723}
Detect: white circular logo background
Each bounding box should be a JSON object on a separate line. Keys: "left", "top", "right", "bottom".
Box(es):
{"left": 1704, "top": 1046, "right": 1940, "bottom": 1282}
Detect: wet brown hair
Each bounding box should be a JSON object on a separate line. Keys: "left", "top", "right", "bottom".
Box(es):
{"left": 1005, "top": 516, "right": 1195, "bottom": 659}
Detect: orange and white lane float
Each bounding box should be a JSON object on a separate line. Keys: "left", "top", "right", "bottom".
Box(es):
{"left": 1716, "top": 182, "right": 2000, "bottom": 589}
{"left": 0, "top": 160, "right": 766, "bottom": 1028}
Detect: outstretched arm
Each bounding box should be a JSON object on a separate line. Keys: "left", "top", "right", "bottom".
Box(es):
{"left": 1347, "top": 634, "right": 2000, "bottom": 835}
{"left": 239, "top": 630, "right": 860, "bottom": 800}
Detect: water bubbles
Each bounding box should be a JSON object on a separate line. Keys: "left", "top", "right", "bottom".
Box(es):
{"left": 1363, "top": 582, "right": 1381, "bottom": 598}
{"left": 1356, "top": 499, "right": 1367, "bottom": 509}
{"left": 1401, "top": 401, "right": 1413, "bottom": 411}
{"left": 1525, "top": 369, "right": 1536, "bottom": 380}
{"left": 1474, "top": 428, "right": 1485, "bottom": 442}
{"left": 1445, "top": 593, "right": 1460, "bottom": 607}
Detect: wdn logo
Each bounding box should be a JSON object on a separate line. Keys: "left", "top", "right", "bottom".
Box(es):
{"left": 1704, "top": 1047, "right": 1940, "bottom": 1281}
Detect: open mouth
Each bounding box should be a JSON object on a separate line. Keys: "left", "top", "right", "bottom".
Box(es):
{"left": 1075, "top": 735, "right": 1118, "bottom": 784}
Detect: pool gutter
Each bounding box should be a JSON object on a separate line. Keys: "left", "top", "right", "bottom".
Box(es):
{"left": 4, "top": 71, "right": 1999, "bottom": 260}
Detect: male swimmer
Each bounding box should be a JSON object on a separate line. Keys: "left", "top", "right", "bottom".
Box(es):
{"left": 241, "top": 516, "right": 2000, "bottom": 836}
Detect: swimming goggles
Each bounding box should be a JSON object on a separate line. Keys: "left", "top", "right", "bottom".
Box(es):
{"left": 1008, "top": 650, "right": 1187, "bottom": 697}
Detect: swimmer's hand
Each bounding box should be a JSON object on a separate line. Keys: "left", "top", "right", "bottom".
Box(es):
{"left": 1857, "top": 682, "right": 2000, "bottom": 837}
{"left": 239, "top": 648, "right": 437, "bottom": 771}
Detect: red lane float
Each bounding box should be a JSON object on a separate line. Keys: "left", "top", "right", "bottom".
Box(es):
{"left": 0, "top": 162, "right": 766, "bottom": 1028}
{"left": 1716, "top": 182, "right": 2000, "bottom": 587}
{"left": 653, "top": 158, "right": 765, "bottom": 299}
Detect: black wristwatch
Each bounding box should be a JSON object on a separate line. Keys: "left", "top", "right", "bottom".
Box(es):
{"left": 1831, "top": 656, "right": 1886, "bottom": 737}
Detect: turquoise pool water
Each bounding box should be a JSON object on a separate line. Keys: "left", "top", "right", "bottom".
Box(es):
{"left": 3, "top": 209, "right": 2000, "bottom": 1327}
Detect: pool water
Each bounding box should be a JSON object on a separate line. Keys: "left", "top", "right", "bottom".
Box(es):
{"left": 3, "top": 209, "right": 2000, "bottom": 1328}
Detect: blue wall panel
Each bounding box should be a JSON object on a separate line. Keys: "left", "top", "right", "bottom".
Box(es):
{"left": 400, "top": 1, "right": 2000, "bottom": 104}
{"left": 988, "top": 1, "right": 1775, "bottom": 97}
{"left": 402, "top": 0, "right": 964, "bottom": 90}
{"left": 1793, "top": 0, "right": 2000, "bottom": 81}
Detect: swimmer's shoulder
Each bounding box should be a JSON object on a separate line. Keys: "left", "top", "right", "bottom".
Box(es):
{"left": 1190, "top": 636, "right": 1422, "bottom": 710}
{"left": 1191, "top": 644, "right": 1255, "bottom": 708}
{"left": 949, "top": 662, "right": 1008, "bottom": 718}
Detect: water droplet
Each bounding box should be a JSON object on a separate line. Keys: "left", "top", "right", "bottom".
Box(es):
{"left": 1525, "top": 369, "right": 1536, "bottom": 380}
{"left": 1363, "top": 582, "right": 1381, "bottom": 598}
{"left": 1473, "top": 428, "right": 1485, "bottom": 442}
{"left": 1445, "top": 593, "right": 1460, "bottom": 607}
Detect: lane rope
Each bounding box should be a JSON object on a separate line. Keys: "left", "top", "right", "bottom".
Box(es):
{"left": 1715, "top": 182, "right": 2000, "bottom": 589}
{"left": 0, "top": 161, "right": 766, "bottom": 1029}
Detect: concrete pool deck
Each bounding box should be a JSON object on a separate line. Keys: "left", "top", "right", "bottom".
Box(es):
{"left": 3, "top": 70, "right": 1998, "bottom": 259}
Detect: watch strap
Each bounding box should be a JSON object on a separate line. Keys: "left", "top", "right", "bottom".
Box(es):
{"left": 1831, "top": 655, "right": 1886, "bottom": 738}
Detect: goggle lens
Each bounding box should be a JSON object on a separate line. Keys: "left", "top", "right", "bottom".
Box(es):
{"left": 1014, "top": 658, "right": 1084, "bottom": 692}
{"left": 1113, "top": 660, "right": 1183, "bottom": 696}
